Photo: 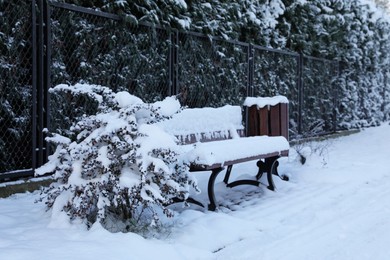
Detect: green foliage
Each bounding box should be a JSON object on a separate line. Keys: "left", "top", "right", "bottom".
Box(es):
{"left": 278, "top": 0, "right": 390, "bottom": 130}
{"left": 50, "top": 7, "right": 170, "bottom": 101}
{"left": 0, "top": 0, "right": 32, "bottom": 173}
{"left": 57, "top": 0, "right": 390, "bottom": 131}
{"left": 177, "top": 35, "right": 248, "bottom": 107}
{"left": 2, "top": 0, "right": 390, "bottom": 174}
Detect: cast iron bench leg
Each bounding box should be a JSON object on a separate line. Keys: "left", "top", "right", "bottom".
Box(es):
{"left": 256, "top": 157, "right": 279, "bottom": 191}
{"left": 208, "top": 167, "right": 224, "bottom": 211}
{"left": 223, "top": 165, "right": 233, "bottom": 184}
{"left": 225, "top": 163, "right": 260, "bottom": 188}
{"left": 266, "top": 157, "right": 277, "bottom": 191}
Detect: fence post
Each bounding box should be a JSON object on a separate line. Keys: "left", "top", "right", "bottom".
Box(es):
{"left": 333, "top": 60, "right": 340, "bottom": 132}
{"left": 247, "top": 44, "right": 254, "bottom": 97}
{"left": 32, "top": 0, "right": 37, "bottom": 171}
{"left": 44, "top": 0, "right": 51, "bottom": 162}
{"left": 169, "top": 30, "right": 179, "bottom": 96}
{"left": 32, "top": 0, "right": 51, "bottom": 170}
{"left": 37, "top": 0, "right": 44, "bottom": 168}
{"left": 245, "top": 44, "right": 254, "bottom": 137}
{"left": 297, "top": 52, "right": 304, "bottom": 135}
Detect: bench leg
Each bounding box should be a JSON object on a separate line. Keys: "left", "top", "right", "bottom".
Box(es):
{"left": 256, "top": 161, "right": 265, "bottom": 180}
{"left": 225, "top": 164, "right": 260, "bottom": 188}
{"left": 208, "top": 167, "right": 224, "bottom": 211}
{"left": 223, "top": 165, "right": 233, "bottom": 184}
{"left": 266, "top": 157, "right": 277, "bottom": 191}
{"left": 223, "top": 164, "right": 264, "bottom": 188}
{"left": 256, "top": 157, "right": 279, "bottom": 191}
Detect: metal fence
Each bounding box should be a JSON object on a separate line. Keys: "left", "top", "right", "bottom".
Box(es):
{"left": 1, "top": 0, "right": 35, "bottom": 179}
{"left": 301, "top": 56, "right": 339, "bottom": 136}
{"left": 1, "top": 0, "right": 341, "bottom": 181}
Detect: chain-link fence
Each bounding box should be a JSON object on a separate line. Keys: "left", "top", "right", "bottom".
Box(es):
{"left": 252, "top": 47, "right": 300, "bottom": 136}
{"left": 302, "top": 56, "right": 339, "bottom": 136}
{"left": 1, "top": 1, "right": 344, "bottom": 181}
{"left": 0, "top": 0, "right": 34, "bottom": 177}
{"left": 177, "top": 33, "right": 249, "bottom": 108}
{"left": 49, "top": 3, "right": 172, "bottom": 134}
{"left": 48, "top": 3, "right": 342, "bottom": 142}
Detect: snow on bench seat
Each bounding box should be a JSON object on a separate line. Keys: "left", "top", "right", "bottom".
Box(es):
{"left": 186, "top": 136, "right": 289, "bottom": 169}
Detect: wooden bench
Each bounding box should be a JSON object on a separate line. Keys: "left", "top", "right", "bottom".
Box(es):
{"left": 158, "top": 97, "right": 290, "bottom": 211}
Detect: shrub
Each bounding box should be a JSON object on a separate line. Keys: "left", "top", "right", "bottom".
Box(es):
{"left": 36, "top": 83, "right": 198, "bottom": 232}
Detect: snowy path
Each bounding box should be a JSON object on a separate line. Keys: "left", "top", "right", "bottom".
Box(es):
{"left": 213, "top": 123, "right": 390, "bottom": 259}
{"left": 1, "top": 124, "right": 390, "bottom": 260}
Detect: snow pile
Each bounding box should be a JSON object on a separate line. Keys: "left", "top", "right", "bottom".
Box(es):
{"left": 244, "top": 96, "right": 289, "bottom": 108}
{"left": 114, "top": 91, "right": 144, "bottom": 108}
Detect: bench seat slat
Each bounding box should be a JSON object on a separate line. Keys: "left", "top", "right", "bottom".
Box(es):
{"left": 186, "top": 136, "right": 289, "bottom": 170}
{"left": 190, "top": 150, "right": 289, "bottom": 171}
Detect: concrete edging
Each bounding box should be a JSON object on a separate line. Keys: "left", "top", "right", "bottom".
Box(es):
{"left": 0, "top": 179, "right": 53, "bottom": 199}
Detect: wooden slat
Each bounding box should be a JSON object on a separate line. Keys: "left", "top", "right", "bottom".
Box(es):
{"left": 247, "top": 105, "right": 259, "bottom": 137}
{"left": 259, "top": 106, "right": 269, "bottom": 136}
{"left": 189, "top": 150, "right": 289, "bottom": 171}
{"left": 280, "top": 103, "right": 289, "bottom": 140}
{"left": 270, "top": 104, "right": 281, "bottom": 136}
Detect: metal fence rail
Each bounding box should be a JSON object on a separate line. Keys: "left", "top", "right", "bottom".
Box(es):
{"left": 1, "top": 1, "right": 341, "bottom": 181}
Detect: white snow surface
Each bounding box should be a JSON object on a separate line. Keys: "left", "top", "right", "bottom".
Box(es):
{"left": 157, "top": 105, "right": 244, "bottom": 136}
{"left": 152, "top": 96, "right": 181, "bottom": 118}
{"left": 244, "top": 96, "right": 289, "bottom": 108}
{"left": 187, "top": 136, "right": 289, "bottom": 166}
{"left": 50, "top": 83, "right": 109, "bottom": 105}
{"left": 114, "top": 91, "right": 144, "bottom": 108}
{"left": 171, "top": 0, "right": 187, "bottom": 9}
{"left": 1, "top": 123, "right": 390, "bottom": 260}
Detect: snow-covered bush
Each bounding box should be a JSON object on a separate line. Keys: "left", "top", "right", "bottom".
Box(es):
{"left": 36, "top": 84, "right": 198, "bottom": 233}
{"left": 292, "top": 138, "right": 331, "bottom": 167}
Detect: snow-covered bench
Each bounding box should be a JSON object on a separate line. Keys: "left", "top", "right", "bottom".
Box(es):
{"left": 158, "top": 97, "right": 290, "bottom": 211}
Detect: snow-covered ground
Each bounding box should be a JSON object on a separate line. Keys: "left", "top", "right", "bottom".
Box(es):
{"left": 1, "top": 123, "right": 390, "bottom": 260}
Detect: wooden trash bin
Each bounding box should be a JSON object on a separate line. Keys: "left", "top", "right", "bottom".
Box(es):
{"left": 245, "top": 96, "right": 289, "bottom": 141}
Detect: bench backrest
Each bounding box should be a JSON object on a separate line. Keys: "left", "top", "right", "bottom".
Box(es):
{"left": 157, "top": 105, "right": 245, "bottom": 144}
{"left": 157, "top": 96, "right": 289, "bottom": 144}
